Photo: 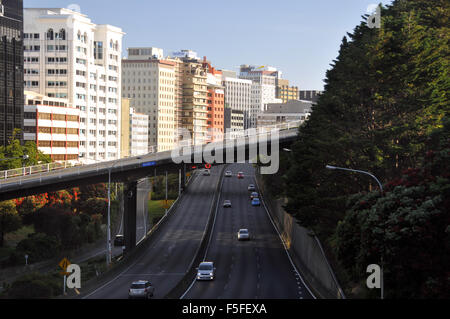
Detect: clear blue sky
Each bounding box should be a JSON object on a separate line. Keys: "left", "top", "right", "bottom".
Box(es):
{"left": 24, "top": 0, "right": 393, "bottom": 90}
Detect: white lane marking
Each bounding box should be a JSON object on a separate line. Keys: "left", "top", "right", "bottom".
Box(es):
{"left": 180, "top": 166, "right": 227, "bottom": 299}
{"left": 253, "top": 174, "right": 317, "bottom": 300}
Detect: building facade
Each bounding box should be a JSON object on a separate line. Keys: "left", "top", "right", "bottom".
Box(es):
{"left": 23, "top": 90, "right": 80, "bottom": 161}
{"left": 224, "top": 108, "right": 244, "bottom": 139}
{"left": 222, "top": 76, "right": 252, "bottom": 129}
{"left": 276, "top": 78, "right": 299, "bottom": 103}
{"left": 239, "top": 65, "right": 282, "bottom": 127}
{"left": 203, "top": 58, "right": 224, "bottom": 142}
{"left": 122, "top": 51, "right": 176, "bottom": 152}
{"left": 129, "top": 107, "right": 149, "bottom": 156}
{"left": 257, "top": 100, "right": 312, "bottom": 127}
{"left": 299, "top": 90, "right": 322, "bottom": 103}
{"left": 23, "top": 8, "right": 124, "bottom": 163}
{"left": 0, "top": 0, "right": 24, "bottom": 145}
{"left": 120, "top": 98, "right": 130, "bottom": 158}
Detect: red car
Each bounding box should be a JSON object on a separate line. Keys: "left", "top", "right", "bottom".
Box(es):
{"left": 237, "top": 172, "right": 244, "bottom": 179}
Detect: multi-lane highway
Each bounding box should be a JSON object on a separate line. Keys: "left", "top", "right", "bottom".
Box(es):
{"left": 182, "top": 163, "right": 313, "bottom": 299}
{"left": 82, "top": 166, "right": 222, "bottom": 299}
{"left": 81, "top": 163, "right": 313, "bottom": 299}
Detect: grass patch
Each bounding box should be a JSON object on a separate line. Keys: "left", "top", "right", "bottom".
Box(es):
{"left": 0, "top": 246, "right": 13, "bottom": 261}
{"left": 148, "top": 199, "right": 175, "bottom": 225}
{"left": 4, "top": 225, "right": 35, "bottom": 248}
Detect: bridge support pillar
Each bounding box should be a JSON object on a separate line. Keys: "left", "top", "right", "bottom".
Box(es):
{"left": 181, "top": 164, "right": 186, "bottom": 193}
{"left": 123, "top": 180, "right": 138, "bottom": 254}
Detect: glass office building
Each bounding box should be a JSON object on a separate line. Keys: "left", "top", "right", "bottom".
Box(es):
{"left": 0, "top": 0, "right": 23, "bottom": 145}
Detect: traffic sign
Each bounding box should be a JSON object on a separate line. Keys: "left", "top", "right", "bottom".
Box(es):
{"left": 59, "top": 257, "right": 71, "bottom": 275}
{"left": 142, "top": 161, "right": 156, "bottom": 167}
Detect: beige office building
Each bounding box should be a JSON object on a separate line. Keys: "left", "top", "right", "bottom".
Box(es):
{"left": 122, "top": 49, "right": 176, "bottom": 152}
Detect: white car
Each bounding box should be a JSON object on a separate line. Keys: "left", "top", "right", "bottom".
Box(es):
{"left": 225, "top": 171, "right": 232, "bottom": 177}
{"left": 247, "top": 184, "right": 256, "bottom": 191}
{"left": 237, "top": 229, "right": 250, "bottom": 241}
{"left": 128, "top": 280, "right": 155, "bottom": 299}
{"left": 196, "top": 261, "right": 215, "bottom": 280}
{"left": 223, "top": 200, "right": 232, "bottom": 208}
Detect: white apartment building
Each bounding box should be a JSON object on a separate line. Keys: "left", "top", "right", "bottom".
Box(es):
{"left": 122, "top": 50, "right": 176, "bottom": 152}
{"left": 129, "top": 107, "right": 149, "bottom": 156}
{"left": 23, "top": 8, "right": 124, "bottom": 163}
{"left": 23, "top": 91, "right": 80, "bottom": 162}
{"left": 239, "top": 65, "right": 282, "bottom": 127}
{"left": 222, "top": 77, "right": 253, "bottom": 129}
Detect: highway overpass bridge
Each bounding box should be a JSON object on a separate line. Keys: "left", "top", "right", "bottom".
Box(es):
{"left": 0, "top": 125, "right": 300, "bottom": 253}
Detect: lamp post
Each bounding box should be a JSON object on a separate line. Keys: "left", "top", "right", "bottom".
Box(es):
{"left": 80, "top": 155, "right": 119, "bottom": 267}
{"left": 0, "top": 154, "right": 29, "bottom": 162}
{"left": 326, "top": 164, "right": 384, "bottom": 299}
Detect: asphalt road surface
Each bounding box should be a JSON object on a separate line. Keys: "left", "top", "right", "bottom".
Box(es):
{"left": 83, "top": 166, "right": 222, "bottom": 299}
{"left": 182, "top": 163, "right": 314, "bottom": 299}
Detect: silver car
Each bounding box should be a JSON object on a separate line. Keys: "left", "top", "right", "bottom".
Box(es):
{"left": 128, "top": 280, "right": 155, "bottom": 299}
{"left": 247, "top": 184, "right": 256, "bottom": 191}
{"left": 203, "top": 169, "right": 211, "bottom": 176}
{"left": 223, "top": 200, "right": 232, "bottom": 208}
{"left": 225, "top": 170, "right": 232, "bottom": 177}
{"left": 196, "top": 261, "right": 216, "bottom": 280}
{"left": 237, "top": 229, "right": 250, "bottom": 241}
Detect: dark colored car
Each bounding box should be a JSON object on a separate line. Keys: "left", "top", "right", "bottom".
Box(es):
{"left": 114, "top": 235, "right": 124, "bottom": 247}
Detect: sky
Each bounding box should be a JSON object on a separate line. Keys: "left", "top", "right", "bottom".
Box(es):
{"left": 23, "top": 0, "right": 393, "bottom": 90}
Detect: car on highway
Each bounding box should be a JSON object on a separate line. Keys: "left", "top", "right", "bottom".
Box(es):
{"left": 128, "top": 280, "right": 155, "bottom": 299}
{"left": 250, "top": 192, "right": 259, "bottom": 200}
{"left": 247, "top": 184, "right": 256, "bottom": 191}
{"left": 225, "top": 170, "right": 233, "bottom": 177}
{"left": 196, "top": 261, "right": 215, "bottom": 280}
{"left": 114, "top": 234, "right": 124, "bottom": 247}
{"left": 251, "top": 198, "right": 261, "bottom": 206}
{"left": 237, "top": 171, "right": 244, "bottom": 179}
{"left": 203, "top": 169, "right": 211, "bottom": 176}
{"left": 237, "top": 229, "right": 250, "bottom": 241}
{"left": 223, "top": 200, "right": 232, "bottom": 208}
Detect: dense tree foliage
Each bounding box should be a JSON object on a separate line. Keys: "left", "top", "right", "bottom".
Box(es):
{"left": 281, "top": 0, "right": 449, "bottom": 298}
{"left": 0, "top": 200, "right": 21, "bottom": 247}
{"left": 0, "top": 130, "right": 51, "bottom": 170}
{"left": 336, "top": 117, "right": 450, "bottom": 298}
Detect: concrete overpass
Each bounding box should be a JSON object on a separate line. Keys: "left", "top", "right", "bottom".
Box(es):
{"left": 0, "top": 125, "right": 300, "bottom": 253}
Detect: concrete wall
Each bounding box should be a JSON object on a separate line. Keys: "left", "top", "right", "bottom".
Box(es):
{"left": 256, "top": 173, "right": 345, "bottom": 299}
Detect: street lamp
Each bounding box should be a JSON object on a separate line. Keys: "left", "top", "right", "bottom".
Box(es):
{"left": 326, "top": 164, "right": 384, "bottom": 299}
{"left": 80, "top": 155, "right": 120, "bottom": 267}
{"left": 0, "top": 154, "right": 29, "bottom": 162}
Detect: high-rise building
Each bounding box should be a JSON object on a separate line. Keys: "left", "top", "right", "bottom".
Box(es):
{"left": 23, "top": 8, "right": 124, "bottom": 163}
{"left": 120, "top": 98, "right": 130, "bottom": 158}
{"left": 122, "top": 50, "right": 176, "bottom": 152}
{"left": 276, "top": 78, "right": 299, "bottom": 103}
{"left": 203, "top": 57, "right": 224, "bottom": 142}
{"left": 23, "top": 90, "right": 80, "bottom": 162}
{"left": 0, "top": 0, "right": 24, "bottom": 145}
{"left": 239, "top": 65, "right": 282, "bottom": 127}
{"left": 180, "top": 58, "right": 208, "bottom": 145}
{"left": 222, "top": 76, "right": 252, "bottom": 129}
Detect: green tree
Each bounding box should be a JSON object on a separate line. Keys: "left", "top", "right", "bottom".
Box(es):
{"left": 0, "top": 129, "right": 51, "bottom": 170}
{"left": 0, "top": 200, "right": 22, "bottom": 247}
